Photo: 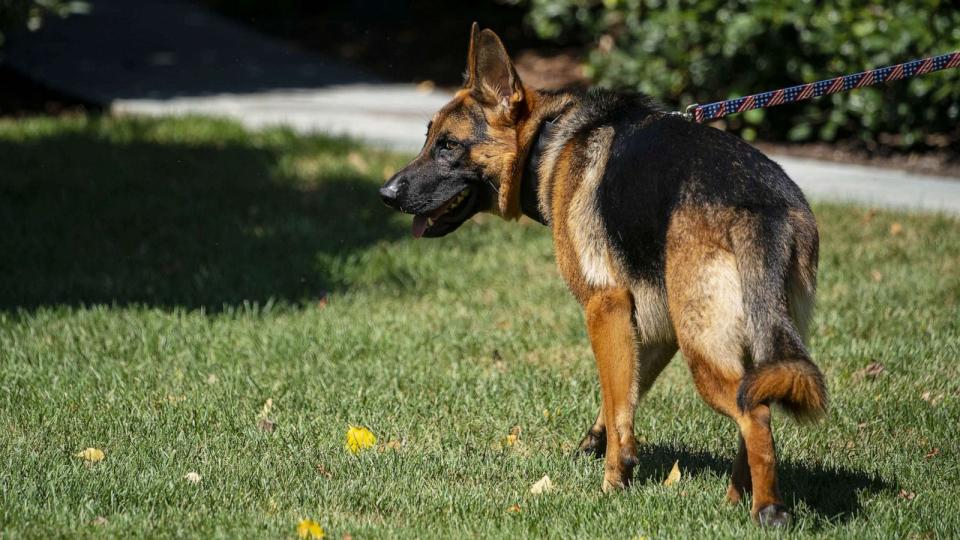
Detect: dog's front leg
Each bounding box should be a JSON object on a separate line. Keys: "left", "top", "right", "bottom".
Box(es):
{"left": 585, "top": 288, "right": 640, "bottom": 491}
{"left": 578, "top": 342, "right": 677, "bottom": 460}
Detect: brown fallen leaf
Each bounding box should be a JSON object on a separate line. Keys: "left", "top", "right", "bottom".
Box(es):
{"left": 257, "top": 418, "right": 276, "bottom": 433}
{"left": 530, "top": 475, "right": 554, "bottom": 495}
{"left": 385, "top": 439, "right": 403, "bottom": 450}
{"left": 506, "top": 504, "right": 522, "bottom": 513}
{"left": 898, "top": 489, "right": 916, "bottom": 501}
{"left": 853, "top": 361, "right": 885, "bottom": 381}
{"left": 315, "top": 464, "right": 333, "bottom": 478}
{"left": 924, "top": 447, "right": 940, "bottom": 459}
{"left": 889, "top": 222, "right": 904, "bottom": 236}
{"left": 870, "top": 270, "right": 883, "bottom": 282}
{"left": 663, "top": 460, "right": 681, "bottom": 486}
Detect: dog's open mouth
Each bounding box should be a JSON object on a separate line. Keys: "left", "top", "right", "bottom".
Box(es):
{"left": 411, "top": 186, "right": 479, "bottom": 238}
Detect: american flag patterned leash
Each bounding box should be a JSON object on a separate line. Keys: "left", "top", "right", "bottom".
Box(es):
{"left": 685, "top": 51, "right": 960, "bottom": 123}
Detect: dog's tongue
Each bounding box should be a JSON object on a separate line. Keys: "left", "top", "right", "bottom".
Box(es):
{"left": 411, "top": 215, "right": 429, "bottom": 238}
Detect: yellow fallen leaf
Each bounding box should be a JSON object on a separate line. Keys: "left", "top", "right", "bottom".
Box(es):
{"left": 75, "top": 448, "right": 105, "bottom": 463}
{"left": 530, "top": 474, "right": 554, "bottom": 495}
{"left": 297, "top": 519, "right": 325, "bottom": 539}
{"left": 257, "top": 398, "right": 273, "bottom": 420}
{"left": 345, "top": 426, "right": 376, "bottom": 454}
{"left": 183, "top": 472, "right": 202, "bottom": 484}
{"left": 506, "top": 503, "right": 522, "bottom": 513}
{"left": 503, "top": 434, "right": 518, "bottom": 447}
{"left": 663, "top": 460, "right": 681, "bottom": 486}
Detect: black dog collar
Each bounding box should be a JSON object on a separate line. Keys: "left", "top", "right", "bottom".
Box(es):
{"left": 519, "top": 118, "right": 557, "bottom": 225}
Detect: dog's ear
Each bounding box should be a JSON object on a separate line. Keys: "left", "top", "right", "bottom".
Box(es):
{"left": 466, "top": 27, "right": 524, "bottom": 121}
{"left": 464, "top": 22, "right": 480, "bottom": 88}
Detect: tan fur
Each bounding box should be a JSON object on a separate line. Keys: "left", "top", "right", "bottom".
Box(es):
{"left": 548, "top": 143, "right": 595, "bottom": 303}
{"left": 534, "top": 103, "right": 576, "bottom": 220}
{"left": 567, "top": 127, "right": 617, "bottom": 289}
{"left": 786, "top": 208, "right": 819, "bottom": 340}
{"left": 666, "top": 207, "right": 747, "bottom": 378}
{"left": 630, "top": 282, "right": 675, "bottom": 345}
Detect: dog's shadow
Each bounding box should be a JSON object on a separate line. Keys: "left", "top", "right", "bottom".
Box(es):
{"left": 632, "top": 443, "right": 891, "bottom": 524}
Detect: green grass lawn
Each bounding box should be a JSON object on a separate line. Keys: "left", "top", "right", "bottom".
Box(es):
{"left": 1, "top": 115, "right": 958, "bottom": 538}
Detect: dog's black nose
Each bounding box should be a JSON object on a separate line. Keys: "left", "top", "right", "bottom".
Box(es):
{"left": 379, "top": 174, "right": 406, "bottom": 209}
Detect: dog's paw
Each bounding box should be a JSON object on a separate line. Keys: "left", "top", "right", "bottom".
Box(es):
{"left": 725, "top": 484, "right": 744, "bottom": 505}
{"left": 601, "top": 475, "right": 626, "bottom": 493}
{"left": 600, "top": 458, "right": 635, "bottom": 493}
{"left": 576, "top": 429, "right": 606, "bottom": 459}
{"left": 756, "top": 504, "right": 792, "bottom": 528}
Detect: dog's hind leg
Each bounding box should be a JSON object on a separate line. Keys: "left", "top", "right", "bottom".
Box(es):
{"left": 577, "top": 404, "right": 607, "bottom": 458}
{"left": 727, "top": 434, "right": 752, "bottom": 504}
{"left": 666, "top": 214, "right": 792, "bottom": 527}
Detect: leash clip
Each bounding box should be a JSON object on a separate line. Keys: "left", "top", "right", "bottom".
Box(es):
{"left": 671, "top": 103, "right": 698, "bottom": 121}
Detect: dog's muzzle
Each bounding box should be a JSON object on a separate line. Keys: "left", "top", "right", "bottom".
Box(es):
{"left": 379, "top": 174, "right": 406, "bottom": 209}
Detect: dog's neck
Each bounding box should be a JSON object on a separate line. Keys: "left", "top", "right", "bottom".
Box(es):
{"left": 519, "top": 119, "right": 556, "bottom": 225}
{"left": 511, "top": 91, "right": 575, "bottom": 225}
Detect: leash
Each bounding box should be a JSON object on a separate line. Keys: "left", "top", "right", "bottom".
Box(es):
{"left": 682, "top": 50, "right": 960, "bottom": 123}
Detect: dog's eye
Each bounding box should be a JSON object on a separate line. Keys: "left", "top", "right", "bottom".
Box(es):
{"left": 442, "top": 139, "right": 460, "bottom": 151}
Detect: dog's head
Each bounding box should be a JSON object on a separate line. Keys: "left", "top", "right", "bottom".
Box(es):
{"left": 379, "top": 23, "right": 529, "bottom": 237}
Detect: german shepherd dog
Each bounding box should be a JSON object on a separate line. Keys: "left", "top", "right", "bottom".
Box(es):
{"left": 379, "top": 24, "right": 826, "bottom": 527}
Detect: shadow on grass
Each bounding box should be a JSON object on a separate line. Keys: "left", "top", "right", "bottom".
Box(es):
{"left": 633, "top": 443, "right": 892, "bottom": 525}
{"left": 0, "top": 119, "right": 404, "bottom": 312}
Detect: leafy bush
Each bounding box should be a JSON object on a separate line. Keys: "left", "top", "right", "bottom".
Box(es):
{"left": 511, "top": 0, "right": 960, "bottom": 147}
{"left": 0, "top": 0, "right": 88, "bottom": 46}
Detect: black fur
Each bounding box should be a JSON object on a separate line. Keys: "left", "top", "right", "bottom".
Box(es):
{"left": 531, "top": 89, "right": 812, "bottom": 288}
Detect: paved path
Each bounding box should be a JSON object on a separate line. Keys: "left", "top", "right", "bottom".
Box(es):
{"left": 5, "top": 0, "right": 959, "bottom": 215}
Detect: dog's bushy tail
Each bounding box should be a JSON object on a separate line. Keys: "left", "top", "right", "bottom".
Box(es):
{"left": 732, "top": 214, "right": 827, "bottom": 421}
{"left": 737, "top": 359, "right": 827, "bottom": 421}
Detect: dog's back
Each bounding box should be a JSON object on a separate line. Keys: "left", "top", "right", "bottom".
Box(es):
{"left": 539, "top": 86, "right": 825, "bottom": 416}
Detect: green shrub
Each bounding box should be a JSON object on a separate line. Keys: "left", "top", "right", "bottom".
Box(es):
{"left": 0, "top": 0, "right": 88, "bottom": 45}
{"left": 511, "top": 0, "right": 960, "bottom": 147}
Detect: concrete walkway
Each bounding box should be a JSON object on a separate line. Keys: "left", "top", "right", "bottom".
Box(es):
{"left": 5, "top": 0, "right": 959, "bottom": 215}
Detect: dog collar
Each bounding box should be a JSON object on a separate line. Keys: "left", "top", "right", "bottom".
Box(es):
{"left": 519, "top": 118, "right": 556, "bottom": 225}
